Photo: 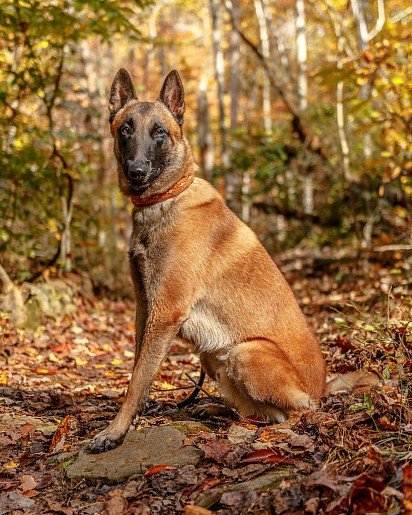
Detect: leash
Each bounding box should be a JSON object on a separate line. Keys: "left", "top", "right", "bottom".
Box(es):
{"left": 177, "top": 369, "right": 206, "bottom": 408}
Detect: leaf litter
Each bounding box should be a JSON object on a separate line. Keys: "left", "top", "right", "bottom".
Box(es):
{"left": 0, "top": 254, "right": 410, "bottom": 513}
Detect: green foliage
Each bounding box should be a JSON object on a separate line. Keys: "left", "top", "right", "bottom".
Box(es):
{"left": 1, "top": 0, "right": 410, "bottom": 288}
{"left": 0, "top": 0, "right": 148, "bottom": 281}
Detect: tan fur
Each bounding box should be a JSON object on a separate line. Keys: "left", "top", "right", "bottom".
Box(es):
{"left": 86, "top": 72, "right": 326, "bottom": 453}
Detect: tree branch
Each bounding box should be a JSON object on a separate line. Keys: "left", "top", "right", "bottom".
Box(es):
{"left": 224, "top": 1, "right": 330, "bottom": 162}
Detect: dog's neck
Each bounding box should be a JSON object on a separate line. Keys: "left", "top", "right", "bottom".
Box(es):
{"left": 130, "top": 169, "right": 195, "bottom": 207}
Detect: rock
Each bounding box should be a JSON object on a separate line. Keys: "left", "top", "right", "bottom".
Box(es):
{"left": 0, "top": 412, "right": 58, "bottom": 435}
{"left": 195, "top": 469, "right": 294, "bottom": 508}
{"left": 25, "top": 297, "right": 42, "bottom": 330}
{"left": 22, "top": 280, "right": 76, "bottom": 319}
{"left": 0, "top": 491, "right": 36, "bottom": 514}
{"left": 227, "top": 423, "right": 256, "bottom": 443}
{"left": 2, "top": 278, "right": 79, "bottom": 329}
{"left": 170, "top": 420, "right": 211, "bottom": 435}
{"left": 67, "top": 425, "right": 204, "bottom": 482}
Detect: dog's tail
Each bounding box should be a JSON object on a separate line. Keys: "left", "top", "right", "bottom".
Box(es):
{"left": 325, "top": 370, "right": 379, "bottom": 396}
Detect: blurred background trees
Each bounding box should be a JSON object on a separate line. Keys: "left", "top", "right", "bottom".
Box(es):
{"left": 1, "top": 0, "right": 411, "bottom": 294}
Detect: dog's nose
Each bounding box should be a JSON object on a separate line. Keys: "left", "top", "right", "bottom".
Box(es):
{"left": 126, "top": 160, "right": 150, "bottom": 181}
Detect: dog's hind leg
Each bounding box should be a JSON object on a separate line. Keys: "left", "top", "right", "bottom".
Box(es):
{"left": 216, "top": 340, "right": 318, "bottom": 422}
{"left": 214, "top": 365, "right": 288, "bottom": 422}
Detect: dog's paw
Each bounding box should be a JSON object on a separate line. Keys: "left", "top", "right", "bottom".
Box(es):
{"left": 84, "top": 430, "right": 126, "bottom": 454}
{"left": 193, "top": 402, "right": 237, "bottom": 420}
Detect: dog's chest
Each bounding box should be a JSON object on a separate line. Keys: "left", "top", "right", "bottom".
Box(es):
{"left": 180, "top": 301, "right": 232, "bottom": 353}
{"left": 129, "top": 233, "right": 159, "bottom": 289}
{"left": 129, "top": 204, "right": 171, "bottom": 283}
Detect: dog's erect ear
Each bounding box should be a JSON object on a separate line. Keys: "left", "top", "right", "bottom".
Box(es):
{"left": 109, "top": 68, "right": 137, "bottom": 122}
{"left": 158, "top": 70, "right": 185, "bottom": 125}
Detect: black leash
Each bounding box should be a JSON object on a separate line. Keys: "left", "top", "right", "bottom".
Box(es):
{"left": 177, "top": 369, "right": 206, "bottom": 408}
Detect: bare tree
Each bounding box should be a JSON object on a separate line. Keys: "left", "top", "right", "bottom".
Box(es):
{"left": 350, "top": 0, "right": 386, "bottom": 246}
{"left": 295, "top": 0, "right": 313, "bottom": 215}
{"left": 197, "top": 74, "right": 215, "bottom": 180}
{"left": 350, "top": 0, "right": 385, "bottom": 158}
{"left": 350, "top": 0, "right": 385, "bottom": 50}
{"left": 336, "top": 34, "right": 351, "bottom": 181}
{"left": 295, "top": 0, "right": 308, "bottom": 112}
{"left": 209, "top": 0, "right": 230, "bottom": 197}
{"left": 230, "top": 0, "right": 240, "bottom": 131}
{"left": 254, "top": 0, "right": 272, "bottom": 135}
{"left": 229, "top": 0, "right": 241, "bottom": 214}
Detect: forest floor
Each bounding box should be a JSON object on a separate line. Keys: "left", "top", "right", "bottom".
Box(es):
{"left": 0, "top": 252, "right": 411, "bottom": 514}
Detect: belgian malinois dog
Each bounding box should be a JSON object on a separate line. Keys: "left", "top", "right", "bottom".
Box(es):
{"left": 85, "top": 69, "right": 326, "bottom": 453}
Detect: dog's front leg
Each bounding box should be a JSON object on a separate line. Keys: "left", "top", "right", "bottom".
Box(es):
{"left": 85, "top": 310, "right": 185, "bottom": 453}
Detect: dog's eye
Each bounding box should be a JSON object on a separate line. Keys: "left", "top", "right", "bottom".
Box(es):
{"left": 154, "top": 127, "right": 166, "bottom": 138}
{"left": 120, "top": 125, "right": 130, "bottom": 137}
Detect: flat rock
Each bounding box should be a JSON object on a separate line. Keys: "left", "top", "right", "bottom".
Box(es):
{"left": 195, "top": 469, "right": 294, "bottom": 508}
{"left": 67, "top": 425, "right": 203, "bottom": 482}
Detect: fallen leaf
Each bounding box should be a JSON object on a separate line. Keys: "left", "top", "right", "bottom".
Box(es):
{"left": 34, "top": 366, "right": 56, "bottom": 375}
{"left": 104, "top": 491, "right": 127, "bottom": 515}
{"left": 241, "top": 448, "right": 293, "bottom": 464}
{"left": 3, "top": 460, "right": 19, "bottom": 470}
{"left": 349, "top": 473, "right": 388, "bottom": 513}
{"left": 195, "top": 435, "right": 232, "bottom": 464}
{"left": 184, "top": 506, "right": 213, "bottom": 515}
{"left": 198, "top": 478, "right": 221, "bottom": 492}
{"left": 377, "top": 416, "right": 398, "bottom": 431}
{"left": 403, "top": 465, "right": 412, "bottom": 514}
{"left": 306, "top": 469, "right": 341, "bottom": 492}
{"left": 144, "top": 464, "right": 173, "bottom": 476}
{"left": 334, "top": 335, "right": 355, "bottom": 352}
{"left": 49, "top": 415, "right": 73, "bottom": 452}
{"left": 304, "top": 497, "right": 319, "bottom": 514}
{"left": 278, "top": 429, "right": 314, "bottom": 449}
{"left": 19, "top": 475, "right": 37, "bottom": 493}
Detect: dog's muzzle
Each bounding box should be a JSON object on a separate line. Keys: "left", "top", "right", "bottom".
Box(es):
{"left": 126, "top": 159, "right": 151, "bottom": 182}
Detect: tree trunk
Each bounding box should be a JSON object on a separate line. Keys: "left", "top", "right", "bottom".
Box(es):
{"left": 336, "top": 35, "right": 351, "bottom": 181}
{"left": 197, "top": 74, "right": 215, "bottom": 181}
{"left": 229, "top": 0, "right": 241, "bottom": 214}
{"left": 295, "top": 0, "right": 308, "bottom": 113}
{"left": 60, "top": 194, "right": 73, "bottom": 273}
{"left": 254, "top": 0, "right": 272, "bottom": 135}
{"left": 209, "top": 0, "right": 230, "bottom": 196}
{"left": 295, "top": 0, "right": 313, "bottom": 215}
{"left": 230, "top": 0, "right": 240, "bottom": 131}
{"left": 350, "top": 0, "right": 385, "bottom": 158}
{"left": 241, "top": 172, "right": 251, "bottom": 224}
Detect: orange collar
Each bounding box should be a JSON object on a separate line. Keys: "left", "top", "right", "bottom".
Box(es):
{"left": 131, "top": 171, "right": 195, "bottom": 207}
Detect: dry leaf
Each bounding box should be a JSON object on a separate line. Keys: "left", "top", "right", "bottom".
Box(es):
{"left": 19, "top": 475, "right": 37, "bottom": 493}
{"left": 49, "top": 415, "right": 73, "bottom": 452}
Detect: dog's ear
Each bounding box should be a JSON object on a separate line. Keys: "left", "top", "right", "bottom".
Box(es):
{"left": 109, "top": 68, "right": 137, "bottom": 122}
{"left": 158, "top": 70, "right": 185, "bottom": 125}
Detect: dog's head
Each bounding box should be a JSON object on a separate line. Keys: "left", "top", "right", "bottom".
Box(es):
{"left": 109, "top": 69, "right": 189, "bottom": 197}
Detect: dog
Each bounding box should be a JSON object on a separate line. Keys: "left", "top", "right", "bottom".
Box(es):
{"left": 85, "top": 69, "right": 326, "bottom": 453}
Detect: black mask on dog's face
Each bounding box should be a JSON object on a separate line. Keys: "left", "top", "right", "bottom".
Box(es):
{"left": 109, "top": 69, "right": 186, "bottom": 195}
